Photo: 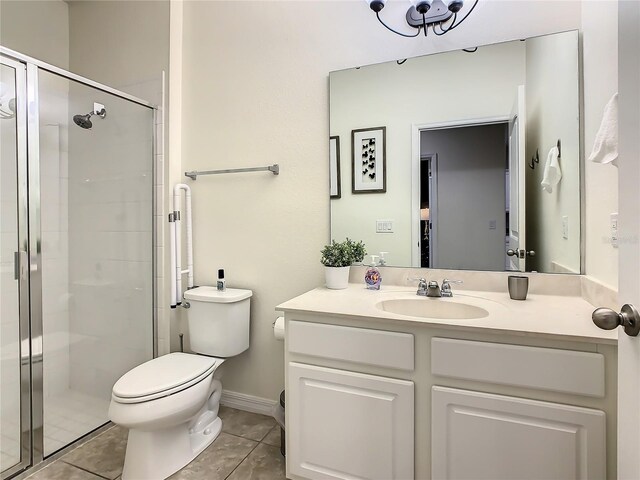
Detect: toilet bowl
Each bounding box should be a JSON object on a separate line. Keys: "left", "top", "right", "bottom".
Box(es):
{"left": 109, "top": 287, "right": 252, "bottom": 480}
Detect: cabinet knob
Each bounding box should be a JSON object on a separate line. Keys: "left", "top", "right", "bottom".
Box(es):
{"left": 592, "top": 304, "right": 640, "bottom": 337}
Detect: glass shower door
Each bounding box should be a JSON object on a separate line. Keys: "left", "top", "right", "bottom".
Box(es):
{"left": 0, "top": 57, "right": 30, "bottom": 478}
{"left": 1, "top": 49, "right": 155, "bottom": 476}
{"left": 36, "top": 69, "right": 154, "bottom": 456}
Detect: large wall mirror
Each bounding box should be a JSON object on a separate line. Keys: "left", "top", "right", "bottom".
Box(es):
{"left": 330, "top": 30, "right": 581, "bottom": 274}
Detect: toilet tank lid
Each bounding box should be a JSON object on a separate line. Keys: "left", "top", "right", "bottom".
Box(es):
{"left": 184, "top": 286, "right": 252, "bottom": 303}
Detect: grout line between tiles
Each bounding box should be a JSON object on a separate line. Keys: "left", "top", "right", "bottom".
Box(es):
{"left": 223, "top": 439, "right": 261, "bottom": 480}
{"left": 59, "top": 460, "right": 112, "bottom": 480}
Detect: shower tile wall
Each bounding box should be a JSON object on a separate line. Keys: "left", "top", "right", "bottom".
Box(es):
{"left": 38, "top": 72, "right": 74, "bottom": 455}
{"left": 37, "top": 71, "right": 154, "bottom": 456}
{"left": 115, "top": 75, "right": 168, "bottom": 355}
{"left": 66, "top": 83, "right": 153, "bottom": 404}
{"left": 41, "top": 122, "right": 70, "bottom": 399}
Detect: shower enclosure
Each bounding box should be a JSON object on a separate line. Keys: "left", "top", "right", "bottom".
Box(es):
{"left": 0, "top": 47, "right": 155, "bottom": 479}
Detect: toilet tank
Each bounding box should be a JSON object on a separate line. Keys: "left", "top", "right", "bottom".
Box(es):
{"left": 183, "top": 287, "right": 252, "bottom": 357}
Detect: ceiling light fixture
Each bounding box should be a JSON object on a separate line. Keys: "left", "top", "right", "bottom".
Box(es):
{"left": 366, "top": 0, "right": 478, "bottom": 38}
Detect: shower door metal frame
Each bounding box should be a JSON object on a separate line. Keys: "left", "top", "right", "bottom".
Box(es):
{"left": 0, "top": 45, "right": 158, "bottom": 477}
{"left": 0, "top": 54, "right": 32, "bottom": 480}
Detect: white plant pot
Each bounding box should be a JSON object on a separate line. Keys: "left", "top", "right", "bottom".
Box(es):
{"left": 325, "top": 266, "right": 350, "bottom": 290}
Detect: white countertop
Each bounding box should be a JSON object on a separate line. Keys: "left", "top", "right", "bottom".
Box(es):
{"left": 276, "top": 284, "right": 618, "bottom": 345}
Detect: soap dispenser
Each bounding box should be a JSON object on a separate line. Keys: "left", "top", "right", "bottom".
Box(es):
{"left": 365, "top": 255, "right": 382, "bottom": 290}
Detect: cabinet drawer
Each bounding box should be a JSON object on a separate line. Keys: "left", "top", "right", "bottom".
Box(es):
{"left": 431, "top": 338, "right": 605, "bottom": 397}
{"left": 288, "top": 321, "right": 414, "bottom": 371}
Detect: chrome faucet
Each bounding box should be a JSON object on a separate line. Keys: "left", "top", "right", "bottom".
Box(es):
{"left": 426, "top": 280, "right": 441, "bottom": 297}
{"left": 441, "top": 279, "right": 463, "bottom": 297}
{"left": 413, "top": 278, "right": 463, "bottom": 297}
{"left": 414, "top": 278, "right": 442, "bottom": 297}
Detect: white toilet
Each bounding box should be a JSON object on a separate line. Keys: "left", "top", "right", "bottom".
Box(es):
{"left": 108, "top": 286, "right": 252, "bottom": 480}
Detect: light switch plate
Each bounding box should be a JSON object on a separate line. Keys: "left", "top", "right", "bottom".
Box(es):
{"left": 611, "top": 213, "right": 619, "bottom": 248}
{"left": 376, "top": 220, "right": 394, "bottom": 233}
{"left": 489, "top": 220, "right": 497, "bottom": 230}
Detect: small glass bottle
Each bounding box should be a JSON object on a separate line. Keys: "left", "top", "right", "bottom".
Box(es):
{"left": 217, "top": 269, "right": 226, "bottom": 291}
{"left": 364, "top": 255, "right": 382, "bottom": 290}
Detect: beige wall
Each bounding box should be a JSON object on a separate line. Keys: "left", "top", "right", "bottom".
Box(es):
{"left": 0, "top": 0, "right": 69, "bottom": 68}
{"left": 525, "top": 31, "right": 581, "bottom": 274}
{"left": 174, "top": 0, "right": 617, "bottom": 402}
{"left": 582, "top": 1, "right": 619, "bottom": 289}
{"left": 68, "top": 0, "right": 170, "bottom": 105}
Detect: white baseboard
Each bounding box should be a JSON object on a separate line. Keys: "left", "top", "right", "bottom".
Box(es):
{"left": 220, "top": 389, "right": 279, "bottom": 417}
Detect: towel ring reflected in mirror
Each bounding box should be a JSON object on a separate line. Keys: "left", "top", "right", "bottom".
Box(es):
{"left": 529, "top": 149, "right": 539, "bottom": 170}
{"left": 529, "top": 140, "right": 561, "bottom": 170}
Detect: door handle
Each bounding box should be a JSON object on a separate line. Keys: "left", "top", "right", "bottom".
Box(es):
{"left": 14, "top": 251, "right": 19, "bottom": 280}
{"left": 592, "top": 304, "right": 640, "bottom": 337}
{"left": 507, "top": 249, "right": 536, "bottom": 258}
{"left": 14, "top": 251, "right": 28, "bottom": 281}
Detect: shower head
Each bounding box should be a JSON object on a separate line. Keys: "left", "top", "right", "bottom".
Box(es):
{"left": 73, "top": 105, "right": 106, "bottom": 130}
{"left": 73, "top": 113, "right": 93, "bottom": 129}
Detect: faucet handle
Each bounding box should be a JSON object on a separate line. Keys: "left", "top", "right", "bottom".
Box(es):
{"left": 441, "top": 279, "right": 462, "bottom": 297}
{"left": 410, "top": 277, "right": 428, "bottom": 290}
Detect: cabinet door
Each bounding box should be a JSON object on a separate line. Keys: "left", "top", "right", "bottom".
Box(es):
{"left": 432, "top": 386, "right": 606, "bottom": 480}
{"left": 288, "top": 362, "right": 414, "bottom": 480}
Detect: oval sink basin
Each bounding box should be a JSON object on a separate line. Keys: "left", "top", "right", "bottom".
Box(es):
{"left": 376, "top": 298, "right": 489, "bottom": 320}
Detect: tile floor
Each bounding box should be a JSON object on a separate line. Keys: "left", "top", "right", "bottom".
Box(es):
{"left": 43, "top": 389, "right": 111, "bottom": 455}
{"left": 24, "top": 407, "right": 286, "bottom": 480}
{"left": 1, "top": 389, "right": 110, "bottom": 471}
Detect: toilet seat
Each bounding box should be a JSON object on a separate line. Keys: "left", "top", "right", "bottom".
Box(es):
{"left": 112, "top": 353, "right": 223, "bottom": 404}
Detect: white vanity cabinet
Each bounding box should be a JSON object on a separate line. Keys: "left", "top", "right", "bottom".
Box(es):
{"left": 430, "top": 337, "right": 608, "bottom": 480}
{"left": 286, "top": 320, "right": 416, "bottom": 480}
{"left": 288, "top": 363, "right": 414, "bottom": 480}
{"left": 432, "top": 387, "right": 605, "bottom": 480}
{"left": 283, "top": 313, "right": 616, "bottom": 480}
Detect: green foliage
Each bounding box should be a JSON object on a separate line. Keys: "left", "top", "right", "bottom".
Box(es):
{"left": 321, "top": 238, "right": 367, "bottom": 267}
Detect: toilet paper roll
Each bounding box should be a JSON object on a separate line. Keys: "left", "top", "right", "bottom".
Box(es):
{"left": 273, "top": 316, "right": 285, "bottom": 341}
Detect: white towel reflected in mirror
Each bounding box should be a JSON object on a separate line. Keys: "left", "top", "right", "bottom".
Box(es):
{"left": 588, "top": 93, "right": 618, "bottom": 167}
{"left": 541, "top": 146, "right": 562, "bottom": 193}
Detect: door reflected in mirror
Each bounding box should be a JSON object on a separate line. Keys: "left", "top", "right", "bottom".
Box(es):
{"left": 329, "top": 30, "right": 580, "bottom": 274}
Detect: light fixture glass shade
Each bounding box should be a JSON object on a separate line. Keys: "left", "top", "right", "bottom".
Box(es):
{"left": 441, "top": 0, "right": 464, "bottom": 12}
{"left": 410, "top": 0, "right": 433, "bottom": 14}
{"left": 366, "top": 0, "right": 387, "bottom": 12}
{"left": 421, "top": 208, "right": 430, "bottom": 221}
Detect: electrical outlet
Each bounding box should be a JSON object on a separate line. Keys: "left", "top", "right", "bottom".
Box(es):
{"left": 376, "top": 220, "right": 393, "bottom": 233}
{"left": 611, "top": 213, "right": 619, "bottom": 248}
{"left": 489, "top": 220, "right": 497, "bottom": 230}
{"left": 562, "top": 216, "right": 569, "bottom": 239}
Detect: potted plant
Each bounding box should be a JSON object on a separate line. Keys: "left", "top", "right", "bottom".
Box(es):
{"left": 321, "top": 238, "right": 367, "bottom": 289}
